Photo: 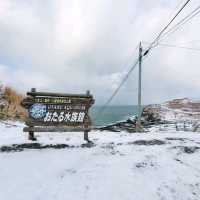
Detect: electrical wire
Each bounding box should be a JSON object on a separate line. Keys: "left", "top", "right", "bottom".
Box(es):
{"left": 141, "top": 0, "right": 193, "bottom": 57}
{"left": 143, "top": 40, "right": 200, "bottom": 51}
{"left": 157, "top": 42, "right": 200, "bottom": 51}
{"left": 148, "top": 0, "right": 192, "bottom": 50}
{"left": 93, "top": 42, "right": 142, "bottom": 119}
{"left": 95, "top": 0, "right": 193, "bottom": 119}
{"left": 170, "top": 0, "right": 189, "bottom": 16}
{"left": 97, "top": 58, "right": 139, "bottom": 116}
{"left": 159, "top": 6, "right": 200, "bottom": 42}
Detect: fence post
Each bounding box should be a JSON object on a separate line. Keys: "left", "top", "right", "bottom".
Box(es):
{"left": 28, "top": 88, "right": 37, "bottom": 141}
{"left": 175, "top": 122, "right": 178, "bottom": 131}
{"left": 84, "top": 90, "right": 90, "bottom": 142}
{"left": 84, "top": 130, "right": 89, "bottom": 141}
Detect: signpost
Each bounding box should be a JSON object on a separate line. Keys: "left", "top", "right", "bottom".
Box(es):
{"left": 22, "top": 88, "right": 95, "bottom": 142}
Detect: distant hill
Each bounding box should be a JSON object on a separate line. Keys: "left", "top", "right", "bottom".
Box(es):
{"left": 143, "top": 98, "right": 200, "bottom": 123}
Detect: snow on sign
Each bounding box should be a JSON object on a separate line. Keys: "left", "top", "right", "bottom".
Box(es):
{"left": 21, "top": 88, "right": 95, "bottom": 141}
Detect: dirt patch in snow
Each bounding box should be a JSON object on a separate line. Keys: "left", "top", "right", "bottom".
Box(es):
{"left": 135, "top": 161, "right": 155, "bottom": 168}
{"left": 128, "top": 139, "right": 166, "bottom": 146}
{"left": 172, "top": 146, "right": 200, "bottom": 154}
{"left": 165, "top": 137, "right": 187, "bottom": 141}
{"left": 0, "top": 139, "right": 167, "bottom": 153}
{"left": 0, "top": 142, "right": 95, "bottom": 152}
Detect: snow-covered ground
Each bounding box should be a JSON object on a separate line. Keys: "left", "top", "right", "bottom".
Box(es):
{"left": 0, "top": 121, "right": 200, "bottom": 200}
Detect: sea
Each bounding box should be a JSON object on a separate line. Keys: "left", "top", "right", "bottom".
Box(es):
{"left": 90, "top": 105, "right": 139, "bottom": 127}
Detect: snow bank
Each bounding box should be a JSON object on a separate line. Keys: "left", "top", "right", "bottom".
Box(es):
{"left": 0, "top": 122, "right": 200, "bottom": 200}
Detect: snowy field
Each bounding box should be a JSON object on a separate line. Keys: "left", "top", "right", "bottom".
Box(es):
{"left": 0, "top": 122, "right": 200, "bottom": 200}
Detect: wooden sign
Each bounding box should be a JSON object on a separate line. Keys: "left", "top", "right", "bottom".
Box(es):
{"left": 21, "top": 88, "right": 95, "bottom": 141}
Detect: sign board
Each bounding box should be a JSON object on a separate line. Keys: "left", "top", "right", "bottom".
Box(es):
{"left": 21, "top": 88, "right": 95, "bottom": 141}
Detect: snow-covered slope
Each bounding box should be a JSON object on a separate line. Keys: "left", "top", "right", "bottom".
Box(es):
{"left": 0, "top": 121, "right": 200, "bottom": 200}
{"left": 142, "top": 98, "right": 200, "bottom": 132}
{"left": 161, "top": 98, "right": 200, "bottom": 122}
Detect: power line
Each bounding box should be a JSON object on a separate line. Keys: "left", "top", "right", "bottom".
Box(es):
{"left": 171, "top": 0, "right": 189, "bottom": 15}
{"left": 95, "top": 0, "right": 193, "bottom": 119}
{"left": 159, "top": 6, "right": 200, "bottom": 42}
{"left": 143, "top": 40, "right": 200, "bottom": 52}
{"left": 104, "top": 60, "right": 139, "bottom": 106}
{"left": 161, "top": 6, "right": 200, "bottom": 40}
{"left": 96, "top": 58, "right": 139, "bottom": 116}
{"left": 93, "top": 42, "right": 142, "bottom": 119}
{"left": 142, "top": 4, "right": 200, "bottom": 51}
{"left": 148, "top": 0, "right": 192, "bottom": 50}
{"left": 157, "top": 42, "right": 200, "bottom": 51}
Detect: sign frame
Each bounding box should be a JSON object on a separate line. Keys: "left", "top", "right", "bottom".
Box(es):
{"left": 22, "top": 88, "right": 95, "bottom": 142}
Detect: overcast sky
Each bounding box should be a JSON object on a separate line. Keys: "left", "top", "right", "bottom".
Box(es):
{"left": 0, "top": 0, "right": 200, "bottom": 105}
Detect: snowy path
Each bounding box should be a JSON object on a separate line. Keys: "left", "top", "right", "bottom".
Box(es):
{"left": 0, "top": 122, "right": 200, "bottom": 200}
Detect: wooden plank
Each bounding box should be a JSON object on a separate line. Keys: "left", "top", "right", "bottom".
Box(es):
{"left": 33, "top": 97, "right": 93, "bottom": 105}
{"left": 22, "top": 97, "right": 94, "bottom": 107}
{"left": 23, "top": 126, "right": 91, "bottom": 132}
{"left": 27, "top": 91, "right": 93, "bottom": 98}
{"left": 25, "top": 120, "right": 91, "bottom": 127}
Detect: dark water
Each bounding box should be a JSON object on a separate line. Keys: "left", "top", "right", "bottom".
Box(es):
{"left": 90, "top": 105, "right": 139, "bottom": 127}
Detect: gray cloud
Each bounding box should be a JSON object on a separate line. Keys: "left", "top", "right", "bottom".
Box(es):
{"left": 0, "top": 0, "right": 199, "bottom": 104}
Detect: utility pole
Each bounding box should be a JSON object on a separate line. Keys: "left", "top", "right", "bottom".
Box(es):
{"left": 137, "top": 42, "right": 143, "bottom": 130}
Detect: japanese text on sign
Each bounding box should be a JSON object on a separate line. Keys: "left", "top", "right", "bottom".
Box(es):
{"left": 44, "top": 111, "right": 85, "bottom": 123}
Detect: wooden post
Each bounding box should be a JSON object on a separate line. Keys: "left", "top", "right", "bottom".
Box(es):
{"left": 84, "top": 90, "right": 90, "bottom": 142}
{"left": 28, "top": 129, "right": 36, "bottom": 141}
{"left": 138, "top": 42, "right": 142, "bottom": 126}
{"left": 86, "top": 90, "right": 90, "bottom": 97}
{"left": 84, "top": 130, "right": 89, "bottom": 141}
{"left": 31, "top": 88, "right": 36, "bottom": 93}
{"left": 176, "top": 122, "right": 178, "bottom": 131}
{"left": 28, "top": 88, "right": 37, "bottom": 141}
{"left": 184, "top": 121, "right": 186, "bottom": 131}
{"left": 136, "top": 42, "right": 143, "bottom": 132}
